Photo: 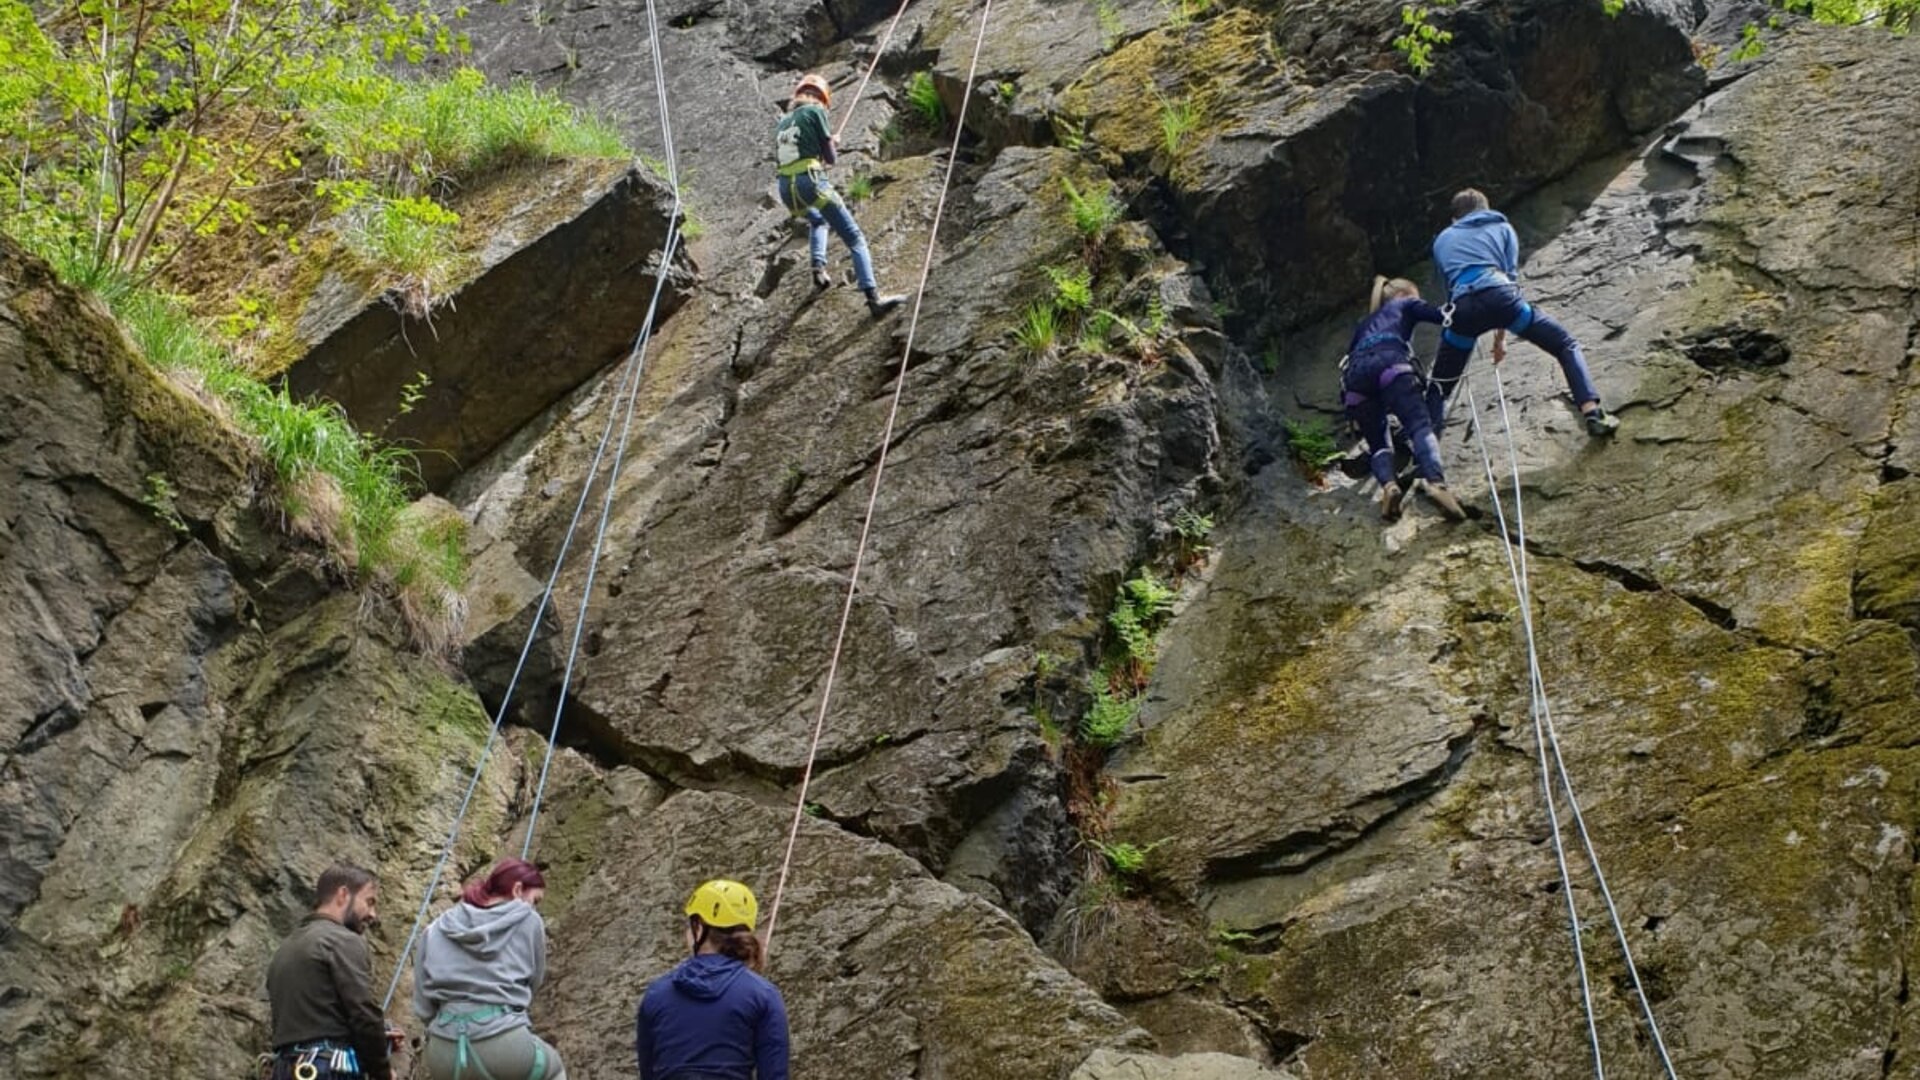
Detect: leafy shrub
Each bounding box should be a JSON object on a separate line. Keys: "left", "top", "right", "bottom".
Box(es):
{"left": 1394, "top": 3, "right": 1456, "bottom": 76}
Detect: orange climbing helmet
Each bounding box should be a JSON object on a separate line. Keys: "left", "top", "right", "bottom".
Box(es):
{"left": 792, "top": 73, "right": 832, "bottom": 107}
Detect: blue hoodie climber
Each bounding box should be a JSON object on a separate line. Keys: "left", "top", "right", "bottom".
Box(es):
{"left": 634, "top": 954, "right": 790, "bottom": 1080}
{"left": 1432, "top": 209, "right": 1521, "bottom": 298}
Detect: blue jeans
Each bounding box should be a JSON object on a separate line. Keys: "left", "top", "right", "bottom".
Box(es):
{"left": 1345, "top": 350, "right": 1445, "bottom": 486}
{"left": 1426, "top": 284, "right": 1600, "bottom": 430}
{"left": 776, "top": 171, "right": 877, "bottom": 292}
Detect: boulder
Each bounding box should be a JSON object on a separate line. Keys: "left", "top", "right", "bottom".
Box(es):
{"left": 283, "top": 163, "right": 695, "bottom": 491}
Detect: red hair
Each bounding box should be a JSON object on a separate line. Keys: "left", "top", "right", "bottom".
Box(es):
{"left": 461, "top": 858, "right": 546, "bottom": 907}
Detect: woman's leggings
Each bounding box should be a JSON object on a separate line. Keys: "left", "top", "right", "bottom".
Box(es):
{"left": 424, "top": 1027, "right": 566, "bottom": 1080}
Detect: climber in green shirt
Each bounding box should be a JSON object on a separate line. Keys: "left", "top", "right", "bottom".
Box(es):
{"left": 775, "top": 73, "right": 905, "bottom": 318}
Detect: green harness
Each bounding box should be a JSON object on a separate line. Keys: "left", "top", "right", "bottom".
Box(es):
{"left": 776, "top": 157, "right": 835, "bottom": 216}
{"left": 436, "top": 1005, "right": 548, "bottom": 1080}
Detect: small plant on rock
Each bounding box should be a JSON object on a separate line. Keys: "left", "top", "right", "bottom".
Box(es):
{"left": 1109, "top": 569, "right": 1176, "bottom": 669}
{"left": 1154, "top": 88, "right": 1204, "bottom": 158}
{"left": 1061, "top": 175, "right": 1125, "bottom": 243}
{"left": 1081, "top": 678, "right": 1141, "bottom": 746}
{"left": 906, "top": 70, "right": 946, "bottom": 127}
{"left": 1394, "top": 3, "right": 1456, "bottom": 77}
{"left": 142, "top": 473, "right": 190, "bottom": 535}
{"left": 845, "top": 173, "right": 874, "bottom": 203}
{"left": 1173, "top": 507, "right": 1214, "bottom": 566}
{"left": 1045, "top": 264, "right": 1094, "bottom": 314}
{"left": 1015, "top": 301, "right": 1060, "bottom": 357}
{"left": 1091, "top": 837, "right": 1163, "bottom": 876}
{"left": 1285, "top": 417, "right": 1345, "bottom": 479}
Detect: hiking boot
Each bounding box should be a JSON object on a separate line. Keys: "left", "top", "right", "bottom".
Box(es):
{"left": 1584, "top": 407, "right": 1620, "bottom": 437}
{"left": 1421, "top": 480, "right": 1467, "bottom": 521}
{"left": 1378, "top": 481, "right": 1406, "bottom": 523}
{"left": 866, "top": 290, "right": 906, "bottom": 317}
{"left": 812, "top": 266, "right": 832, "bottom": 290}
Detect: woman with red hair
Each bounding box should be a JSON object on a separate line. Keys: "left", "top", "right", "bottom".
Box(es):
{"left": 412, "top": 858, "right": 566, "bottom": 1079}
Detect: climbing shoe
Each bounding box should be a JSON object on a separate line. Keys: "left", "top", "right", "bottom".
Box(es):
{"left": 865, "top": 289, "right": 906, "bottom": 317}
{"left": 1378, "top": 481, "right": 1406, "bottom": 523}
{"left": 1420, "top": 480, "right": 1467, "bottom": 521}
{"left": 1584, "top": 407, "right": 1621, "bottom": 437}
{"left": 812, "top": 266, "right": 832, "bottom": 290}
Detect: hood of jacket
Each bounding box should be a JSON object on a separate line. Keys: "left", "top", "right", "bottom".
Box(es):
{"left": 1452, "top": 209, "right": 1509, "bottom": 231}
{"left": 670, "top": 953, "right": 749, "bottom": 1001}
{"left": 434, "top": 899, "right": 539, "bottom": 961}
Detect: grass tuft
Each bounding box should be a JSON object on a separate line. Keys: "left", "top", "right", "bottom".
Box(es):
{"left": 905, "top": 70, "right": 946, "bottom": 128}
{"left": 1015, "top": 301, "right": 1060, "bottom": 358}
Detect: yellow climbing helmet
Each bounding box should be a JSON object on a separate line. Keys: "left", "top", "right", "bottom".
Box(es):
{"left": 684, "top": 879, "right": 759, "bottom": 930}
{"left": 793, "top": 73, "right": 832, "bottom": 108}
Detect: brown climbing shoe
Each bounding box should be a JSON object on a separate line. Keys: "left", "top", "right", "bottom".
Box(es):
{"left": 1421, "top": 480, "right": 1467, "bottom": 521}
{"left": 1378, "top": 481, "right": 1406, "bottom": 522}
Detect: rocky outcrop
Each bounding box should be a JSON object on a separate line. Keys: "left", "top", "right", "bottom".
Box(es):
{"left": 282, "top": 163, "right": 695, "bottom": 491}
{"left": 0, "top": 240, "right": 523, "bottom": 1078}
{"left": 928, "top": 0, "right": 1704, "bottom": 332}
{"left": 1094, "top": 24, "right": 1920, "bottom": 1079}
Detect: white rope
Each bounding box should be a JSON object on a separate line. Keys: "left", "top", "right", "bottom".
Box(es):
{"left": 1478, "top": 364, "right": 1681, "bottom": 1078}
{"left": 522, "top": 0, "right": 685, "bottom": 856}
{"left": 382, "top": 0, "right": 686, "bottom": 1006}
{"left": 762, "top": 0, "right": 997, "bottom": 956}
{"left": 1461, "top": 369, "right": 1607, "bottom": 1079}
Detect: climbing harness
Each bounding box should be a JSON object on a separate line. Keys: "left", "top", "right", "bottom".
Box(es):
{"left": 761, "top": 0, "right": 997, "bottom": 956}
{"left": 379, "top": 0, "right": 688, "bottom": 1012}
{"left": 1463, "top": 358, "right": 1680, "bottom": 1080}
{"left": 432, "top": 1005, "right": 551, "bottom": 1080}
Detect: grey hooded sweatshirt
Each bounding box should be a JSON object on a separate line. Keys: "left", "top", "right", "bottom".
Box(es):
{"left": 412, "top": 899, "right": 548, "bottom": 1041}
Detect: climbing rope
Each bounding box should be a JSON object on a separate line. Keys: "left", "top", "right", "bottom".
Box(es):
{"left": 1462, "top": 364, "right": 1680, "bottom": 1079}
{"left": 831, "top": 0, "right": 914, "bottom": 143}
{"left": 380, "top": 0, "right": 686, "bottom": 1008}
{"left": 762, "top": 0, "right": 996, "bottom": 955}
{"left": 521, "top": 0, "right": 686, "bottom": 857}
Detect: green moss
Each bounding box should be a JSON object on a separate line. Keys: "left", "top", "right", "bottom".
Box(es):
{"left": 1059, "top": 9, "right": 1287, "bottom": 185}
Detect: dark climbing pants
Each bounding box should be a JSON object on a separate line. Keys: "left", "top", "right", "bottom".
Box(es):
{"left": 1345, "top": 351, "right": 1445, "bottom": 487}
{"left": 1425, "top": 284, "right": 1600, "bottom": 431}
{"left": 776, "top": 170, "right": 878, "bottom": 291}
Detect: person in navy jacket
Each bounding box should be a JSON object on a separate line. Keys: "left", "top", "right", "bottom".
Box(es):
{"left": 1343, "top": 276, "right": 1465, "bottom": 522}
{"left": 635, "top": 880, "right": 789, "bottom": 1080}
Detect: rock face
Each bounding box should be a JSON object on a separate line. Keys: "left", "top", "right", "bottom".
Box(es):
{"left": 7, "top": 2, "right": 1919, "bottom": 1079}
{"left": 0, "top": 241, "right": 522, "bottom": 1078}
{"left": 1097, "top": 23, "right": 1920, "bottom": 1080}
